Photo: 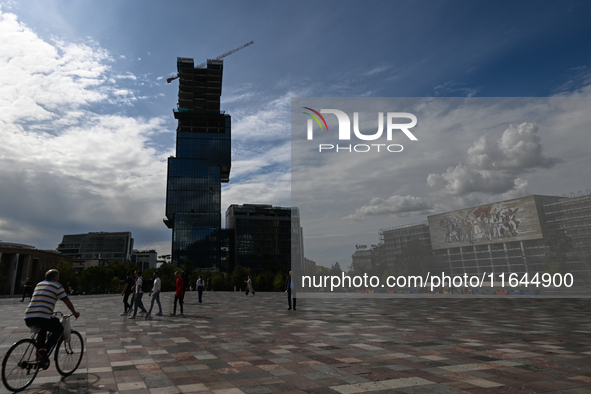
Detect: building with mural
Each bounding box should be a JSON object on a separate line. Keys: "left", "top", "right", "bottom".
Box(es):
{"left": 428, "top": 195, "right": 561, "bottom": 277}
{"left": 374, "top": 192, "right": 591, "bottom": 284}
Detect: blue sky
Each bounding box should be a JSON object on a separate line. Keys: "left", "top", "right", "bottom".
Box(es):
{"left": 1, "top": 1, "right": 590, "bottom": 266}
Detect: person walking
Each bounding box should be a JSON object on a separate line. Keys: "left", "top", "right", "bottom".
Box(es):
{"left": 196, "top": 276, "right": 204, "bottom": 303}
{"left": 284, "top": 271, "right": 296, "bottom": 310}
{"left": 24, "top": 269, "right": 80, "bottom": 364}
{"left": 171, "top": 271, "right": 184, "bottom": 316}
{"left": 21, "top": 277, "right": 33, "bottom": 302}
{"left": 121, "top": 271, "right": 134, "bottom": 316}
{"left": 206, "top": 277, "right": 211, "bottom": 291}
{"left": 146, "top": 271, "right": 163, "bottom": 319}
{"left": 245, "top": 275, "right": 255, "bottom": 296}
{"left": 129, "top": 271, "right": 147, "bottom": 319}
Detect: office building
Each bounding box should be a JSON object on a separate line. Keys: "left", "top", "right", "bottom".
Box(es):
{"left": 56, "top": 231, "right": 134, "bottom": 264}
{"left": 164, "top": 57, "right": 231, "bottom": 270}
{"left": 379, "top": 222, "right": 431, "bottom": 268}
{"left": 351, "top": 247, "right": 372, "bottom": 271}
{"left": 1, "top": 241, "right": 73, "bottom": 296}
{"left": 131, "top": 250, "right": 158, "bottom": 272}
{"left": 225, "top": 204, "right": 302, "bottom": 273}
{"left": 541, "top": 192, "right": 591, "bottom": 281}
{"left": 157, "top": 254, "right": 172, "bottom": 267}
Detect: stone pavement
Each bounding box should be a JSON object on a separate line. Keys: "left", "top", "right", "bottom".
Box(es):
{"left": 2, "top": 292, "right": 591, "bottom": 393}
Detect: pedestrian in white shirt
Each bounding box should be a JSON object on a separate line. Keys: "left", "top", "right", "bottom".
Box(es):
{"left": 129, "top": 271, "right": 148, "bottom": 319}
{"left": 146, "top": 271, "right": 162, "bottom": 319}
{"left": 196, "top": 276, "right": 204, "bottom": 303}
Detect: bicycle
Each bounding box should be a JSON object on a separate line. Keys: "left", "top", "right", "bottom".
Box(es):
{"left": 1, "top": 312, "right": 84, "bottom": 392}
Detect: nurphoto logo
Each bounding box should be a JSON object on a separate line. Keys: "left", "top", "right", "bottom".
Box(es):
{"left": 303, "top": 107, "right": 418, "bottom": 153}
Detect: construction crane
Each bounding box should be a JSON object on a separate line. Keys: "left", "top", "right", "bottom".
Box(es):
{"left": 166, "top": 41, "right": 253, "bottom": 83}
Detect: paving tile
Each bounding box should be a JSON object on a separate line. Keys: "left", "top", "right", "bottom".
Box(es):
{"left": 3, "top": 293, "right": 591, "bottom": 394}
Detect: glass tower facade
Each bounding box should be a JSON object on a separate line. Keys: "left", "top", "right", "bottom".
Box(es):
{"left": 225, "top": 204, "right": 303, "bottom": 273}
{"left": 164, "top": 58, "right": 231, "bottom": 269}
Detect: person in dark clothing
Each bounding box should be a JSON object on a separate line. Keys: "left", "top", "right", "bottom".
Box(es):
{"left": 21, "top": 277, "right": 33, "bottom": 302}
{"left": 284, "top": 271, "right": 296, "bottom": 310}
{"left": 129, "top": 271, "right": 148, "bottom": 319}
{"left": 196, "top": 276, "right": 204, "bottom": 303}
{"left": 121, "top": 271, "right": 134, "bottom": 316}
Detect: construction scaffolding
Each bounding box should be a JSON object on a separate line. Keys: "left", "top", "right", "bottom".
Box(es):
{"left": 543, "top": 190, "right": 591, "bottom": 283}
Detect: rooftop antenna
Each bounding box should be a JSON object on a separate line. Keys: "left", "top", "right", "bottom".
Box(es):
{"left": 167, "top": 41, "right": 253, "bottom": 83}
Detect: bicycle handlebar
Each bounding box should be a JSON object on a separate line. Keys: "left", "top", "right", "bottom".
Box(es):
{"left": 53, "top": 312, "right": 76, "bottom": 319}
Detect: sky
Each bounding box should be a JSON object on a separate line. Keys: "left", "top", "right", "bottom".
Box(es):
{"left": 291, "top": 96, "right": 591, "bottom": 265}
{"left": 1, "top": 0, "right": 590, "bottom": 267}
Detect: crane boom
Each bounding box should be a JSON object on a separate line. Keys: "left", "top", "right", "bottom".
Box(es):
{"left": 194, "top": 40, "right": 253, "bottom": 69}
{"left": 167, "top": 41, "right": 253, "bottom": 83}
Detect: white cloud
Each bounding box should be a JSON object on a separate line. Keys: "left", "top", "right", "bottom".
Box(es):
{"left": 428, "top": 122, "right": 560, "bottom": 197}
{"left": 344, "top": 195, "right": 432, "bottom": 222}
{"left": 231, "top": 93, "right": 292, "bottom": 140}
{"left": 363, "top": 65, "right": 391, "bottom": 76}
{"left": 293, "top": 97, "right": 591, "bottom": 264}
{"left": 0, "top": 9, "right": 171, "bottom": 251}
{"left": 114, "top": 72, "right": 138, "bottom": 80}
{"left": 466, "top": 123, "right": 560, "bottom": 171}
{"left": 222, "top": 171, "right": 291, "bottom": 213}
{"left": 434, "top": 80, "right": 479, "bottom": 97}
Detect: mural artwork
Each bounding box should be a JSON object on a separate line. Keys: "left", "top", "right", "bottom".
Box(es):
{"left": 428, "top": 196, "right": 544, "bottom": 250}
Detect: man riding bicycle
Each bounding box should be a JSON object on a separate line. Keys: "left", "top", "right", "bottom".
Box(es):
{"left": 24, "top": 269, "right": 80, "bottom": 363}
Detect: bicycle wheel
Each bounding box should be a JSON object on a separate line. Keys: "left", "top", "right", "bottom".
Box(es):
{"left": 54, "top": 330, "right": 84, "bottom": 376}
{"left": 1, "top": 338, "right": 40, "bottom": 392}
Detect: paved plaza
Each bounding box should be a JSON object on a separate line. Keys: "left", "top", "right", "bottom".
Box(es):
{"left": 2, "top": 292, "right": 591, "bottom": 393}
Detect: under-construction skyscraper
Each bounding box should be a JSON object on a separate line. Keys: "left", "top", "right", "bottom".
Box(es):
{"left": 164, "top": 58, "right": 231, "bottom": 269}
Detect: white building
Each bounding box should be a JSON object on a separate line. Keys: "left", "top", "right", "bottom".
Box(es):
{"left": 132, "top": 250, "right": 158, "bottom": 272}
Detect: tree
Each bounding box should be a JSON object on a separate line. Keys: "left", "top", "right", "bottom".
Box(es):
{"left": 156, "top": 263, "right": 176, "bottom": 292}
{"left": 368, "top": 261, "right": 387, "bottom": 280}
{"left": 395, "top": 239, "right": 431, "bottom": 277}
{"left": 347, "top": 260, "right": 365, "bottom": 277}
{"left": 108, "top": 261, "right": 139, "bottom": 282}
{"left": 330, "top": 262, "right": 343, "bottom": 276}
{"left": 231, "top": 265, "right": 251, "bottom": 291}
{"left": 211, "top": 272, "right": 228, "bottom": 290}
{"left": 56, "top": 260, "right": 76, "bottom": 290}
{"left": 257, "top": 253, "right": 286, "bottom": 291}
{"left": 109, "top": 277, "right": 121, "bottom": 292}
{"left": 181, "top": 259, "right": 194, "bottom": 289}
{"left": 77, "top": 266, "right": 114, "bottom": 294}
{"left": 142, "top": 268, "right": 155, "bottom": 292}
{"left": 273, "top": 273, "right": 285, "bottom": 291}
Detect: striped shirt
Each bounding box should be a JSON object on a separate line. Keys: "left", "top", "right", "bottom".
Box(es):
{"left": 25, "top": 280, "right": 68, "bottom": 320}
